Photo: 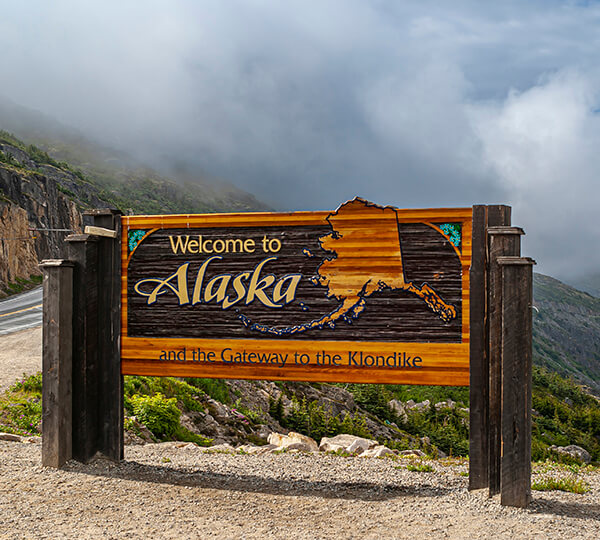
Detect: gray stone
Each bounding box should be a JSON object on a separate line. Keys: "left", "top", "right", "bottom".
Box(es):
{"left": 361, "top": 445, "right": 396, "bottom": 458}
{"left": 0, "top": 432, "right": 22, "bottom": 442}
{"left": 318, "top": 434, "right": 378, "bottom": 453}
{"left": 550, "top": 444, "right": 591, "bottom": 464}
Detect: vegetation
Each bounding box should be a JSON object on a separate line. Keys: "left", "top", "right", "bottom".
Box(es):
{"left": 405, "top": 462, "right": 434, "bottom": 472}
{"left": 0, "top": 373, "right": 42, "bottom": 437}
{"left": 0, "top": 274, "right": 42, "bottom": 299}
{"left": 1, "top": 362, "right": 598, "bottom": 466}
{"left": 269, "top": 394, "right": 372, "bottom": 441}
{"left": 532, "top": 476, "right": 590, "bottom": 494}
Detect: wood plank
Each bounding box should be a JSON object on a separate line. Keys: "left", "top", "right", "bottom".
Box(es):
{"left": 40, "top": 260, "right": 74, "bottom": 468}
{"left": 86, "top": 210, "right": 123, "bottom": 461}
{"left": 122, "top": 359, "right": 469, "bottom": 386}
{"left": 65, "top": 234, "right": 100, "bottom": 463}
{"left": 498, "top": 256, "right": 535, "bottom": 507}
{"left": 123, "top": 204, "right": 473, "bottom": 229}
{"left": 121, "top": 201, "right": 472, "bottom": 390}
{"left": 487, "top": 224, "right": 522, "bottom": 496}
{"left": 122, "top": 337, "right": 469, "bottom": 385}
{"left": 468, "top": 205, "right": 487, "bottom": 490}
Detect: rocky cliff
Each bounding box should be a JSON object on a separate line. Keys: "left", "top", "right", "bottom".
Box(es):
{"left": 0, "top": 139, "right": 86, "bottom": 290}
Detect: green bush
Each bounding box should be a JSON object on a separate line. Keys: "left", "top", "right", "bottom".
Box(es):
{"left": 129, "top": 393, "right": 180, "bottom": 439}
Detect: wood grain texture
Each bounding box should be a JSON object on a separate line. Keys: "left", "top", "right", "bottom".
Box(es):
{"left": 87, "top": 210, "right": 123, "bottom": 461}
{"left": 499, "top": 257, "right": 534, "bottom": 508}
{"left": 40, "top": 260, "right": 73, "bottom": 468}
{"left": 121, "top": 199, "right": 472, "bottom": 386}
{"left": 487, "top": 226, "right": 522, "bottom": 496}
{"left": 468, "top": 205, "right": 487, "bottom": 490}
{"left": 65, "top": 234, "right": 100, "bottom": 463}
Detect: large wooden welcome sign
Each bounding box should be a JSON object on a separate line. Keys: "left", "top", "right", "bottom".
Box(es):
{"left": 121, "top": 198, "right": 472, "bottom": 385}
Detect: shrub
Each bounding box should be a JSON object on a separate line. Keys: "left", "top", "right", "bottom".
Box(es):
{"left": 129, "top": 393, "right": 180, "bottom": 439}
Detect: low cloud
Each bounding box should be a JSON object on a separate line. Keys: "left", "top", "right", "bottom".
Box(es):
{"left": 1, "top": 1, "right": 599, "bottom": 278}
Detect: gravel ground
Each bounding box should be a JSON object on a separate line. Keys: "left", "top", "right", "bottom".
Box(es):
{"left": 0, "top": 327, "right": 41, "bottom": 392}
{"left": 1, "top": 440, "right": 599, "bottom": 539}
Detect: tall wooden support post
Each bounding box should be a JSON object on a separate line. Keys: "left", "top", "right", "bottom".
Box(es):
{"left": 83, "top": 209, "right": 123, "bottom": 461}
{"left": 487, "top": 226, "right": 523, "bottom": 496}
{"left": 498, "top": 256, "right": 535, "bottom": 507}
{"left": 40, "top": 260, "right": 74, "bottom": 468}
{"left": 469, "top": 205, "right": 511, "bottom": 490}
{"left": 65, "top": 234, "right": 100, "bottom": 462}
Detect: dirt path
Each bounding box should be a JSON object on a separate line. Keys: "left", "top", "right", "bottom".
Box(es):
{"left": 1, "top": 441, "right": 599, "bottom": 539}
{"left": 0, "top": 327, "right": 41, "bottom": 392}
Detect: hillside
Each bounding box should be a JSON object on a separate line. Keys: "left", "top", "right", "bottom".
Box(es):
{"left": 533, "top": 273, "right": 600, "bottom": 394}
{"left": 0, "top": 97, "right": 268, "bottom": 215}
{"left": 0, "top": 128, "right": 267, "bottom": 293}
{"left": 567, "top": 271, "right": 600, "bottom": 299}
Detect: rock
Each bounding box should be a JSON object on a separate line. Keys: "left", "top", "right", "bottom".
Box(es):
{"left": 319, "top": 442, "right": 347, "bottom": 454}
{"left": 549, "top": 444, "right": 591, "bottom": 464}
{"left": 435, "top": 399, "right": 456, "bottom": 411}
{"left": 236, "top": 444, "right": 265, "bottom": 455}
{"left": 318, "top": 434, "right": 378, "bottom": 454}
{"left": 283, "top": 442, "right": 316, "bottom": 453}
{"left": 400, "top": 449, "right": 426, "bottom": 457}
{"left": 346, "top": 438, "right": 373, "bottom": 455}
{"left": 0, "top": 432, "right": 22, "bottom": 442}
{"left": 204, "top": 443, "right": 236, "bottom": 453}
{"left": 361, "top": 445, "right": 396, "bottom": 458}
{"left": 254, "top": 424, "right": 272, "bottom": 442}
{"left": 388, "top": 399, "right": 408, "bottom": 422}
{"left": 267, "top": 431, "right": 318, "bottom": 452}
{"left": 256, "top": 444, "right": 279, "bottom": 454}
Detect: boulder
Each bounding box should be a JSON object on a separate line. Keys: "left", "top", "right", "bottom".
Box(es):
{"left": 0, "top": 432, "right": 22, "bottom": 442}
{"left": 267, "top": 431, "right": 318, "bottom": 452}
{"left": 435, "top": 399, "right": 456, "bottom": 411}
{"left": 388, "top": 399, "right": 408, "bottom": 422}
{"left": 346, "top": 438, "right": 373, "bottom": 455}
{"left": 318, "top": 434, "right": 378, "bottom": 453}
{"left": 361, "top": 445, "right": 396, "bottom": 458}
{"left": 549, "top": 444, "right": 591, "bottom": 464}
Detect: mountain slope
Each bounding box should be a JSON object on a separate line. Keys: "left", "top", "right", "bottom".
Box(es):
{"left": 567, "top": 272, "right": 600, "bottom": 299}
{"left": 0, "top": 97, "right": 268, "bottom": 215}
{"left": 533, "top": 273, "right": 600, "bottom": 393}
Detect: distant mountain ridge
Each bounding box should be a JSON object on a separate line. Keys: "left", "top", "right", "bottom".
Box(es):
{"left": 533, "top": 273, "right": 600, "bottom": 394}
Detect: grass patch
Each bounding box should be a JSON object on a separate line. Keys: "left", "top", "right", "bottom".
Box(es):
{"left": 0, "top": 275, "right": 43, "bottom": 299}
{"left": 399, "top": 461, "right": 434, "bottom": 472}
{"left": 0, "top": 373, "right": 42, "bottom": 436}
{"left": 532, "top": 476, "right": 590, "bottom": 494}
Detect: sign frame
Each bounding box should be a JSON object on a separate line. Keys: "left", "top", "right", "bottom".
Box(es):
{"left": 120, "top": 201, "right": 473, "bottom": 386}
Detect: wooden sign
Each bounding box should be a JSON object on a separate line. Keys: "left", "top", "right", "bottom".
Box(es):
{"left": 121, "top": 198, "right": 473, "bottom": 385}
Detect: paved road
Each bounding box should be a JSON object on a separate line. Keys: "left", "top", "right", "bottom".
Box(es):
{"left": 0, "top": 287, "right": 43, "bottom": 336}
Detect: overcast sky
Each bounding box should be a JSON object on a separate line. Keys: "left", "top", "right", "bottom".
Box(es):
{"left": 1, "top": 0, "right": 600, "bottom": 279}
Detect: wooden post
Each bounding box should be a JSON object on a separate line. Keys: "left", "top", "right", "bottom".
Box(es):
{"left": 487, "top": 226, "right": 523, "bottom": 496}
{"left": 65, "top": 234, "right": 100, "bottom": 463}
{"left": 40, "top": 259, "right": 74, "bottom": 468}
{"left": 498, "top": 256, "right": 535, "bottom": 508}
{"left": 469, "top": 206, "right": 511, "bottom": 490}
{"left": 84, "top": 209, "right": 123, "bottom": 461}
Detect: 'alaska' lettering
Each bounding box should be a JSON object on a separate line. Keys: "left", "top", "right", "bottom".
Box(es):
{"left": 133, "top": 256, "right": 302, "bottom": 309}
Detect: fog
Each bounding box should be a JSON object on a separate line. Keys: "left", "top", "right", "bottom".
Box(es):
{"left": 1, "top": 1, "right": 599, "bottom": 279}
